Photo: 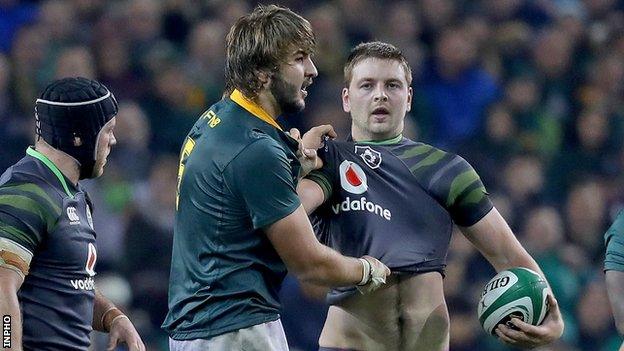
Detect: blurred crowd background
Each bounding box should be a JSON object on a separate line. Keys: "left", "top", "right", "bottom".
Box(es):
{"left": 1, "top": 0, "right": 624, "bottom": 350}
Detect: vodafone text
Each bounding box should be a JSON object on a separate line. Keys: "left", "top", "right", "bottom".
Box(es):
{"left": 332, "top": 196, "right": 391, "bottom": 220}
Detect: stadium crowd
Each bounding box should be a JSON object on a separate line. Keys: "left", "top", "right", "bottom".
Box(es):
{"left": 1, "top": 0, "right": 623, "bottom": 350}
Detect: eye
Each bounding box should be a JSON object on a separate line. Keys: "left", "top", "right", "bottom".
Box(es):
{"left": 360, "top": 83, "right": 372, "bottom": 89}
{"left": 295, "top": 56, "right": 305, "bottom": 63}
{"left": 387, "top": 82, "right": 400, "bottom": 89}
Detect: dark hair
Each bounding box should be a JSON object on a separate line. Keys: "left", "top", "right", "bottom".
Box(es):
{"left": 224, "top": 4, "right": 316, "bottom": 99}
{"left": 343, "top": 41, "right": 412, "bottom": 87}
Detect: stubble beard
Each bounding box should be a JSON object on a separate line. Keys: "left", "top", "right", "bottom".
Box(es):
{"left": 271, "top": 73, "right": 304, "bottom": 115}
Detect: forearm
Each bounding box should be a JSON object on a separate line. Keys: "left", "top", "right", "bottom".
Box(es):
{"left": 298, "top": 245, "right": 363, "bottom": 287}
{"left": 0, "top": 288, "right": 22, "bottom": 351}
{"left": 92, "top": 289, "right": 124, "bottom": 332}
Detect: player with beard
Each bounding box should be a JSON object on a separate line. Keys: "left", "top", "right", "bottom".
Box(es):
{"left": 162, "top": 6, "right": 390, "bottom": 351}
{"left": 297, "top": 42, "right": 564, "bottom": 350}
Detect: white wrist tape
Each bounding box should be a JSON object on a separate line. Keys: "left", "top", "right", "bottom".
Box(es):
{"left": 358, "top": 258, "right": 371, "bottom": 286}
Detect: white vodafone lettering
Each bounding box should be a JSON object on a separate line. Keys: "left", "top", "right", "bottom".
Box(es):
{"left": 70, "top": 277, "right": 95, "bottom": 290}
{"left": 331, "top": 196, "right": 392, "bottom": 220}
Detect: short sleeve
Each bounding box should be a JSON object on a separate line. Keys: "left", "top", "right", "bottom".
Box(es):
{"left": 225, "top": 137, "right": 301, "bottom": 229}
{"left": 305, "top": 142, "right": 337, "bottom": 201}
{"left": 0, "top": 182, "right": 59, "bottom": 275}
{"left": 605, "top": 210, "right": 624, "bottom": 272}
{"left": 433, "top": 155, "right": 493, "bottom": 227}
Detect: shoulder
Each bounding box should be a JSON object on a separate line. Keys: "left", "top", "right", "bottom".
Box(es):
{"left": 1, "top": 157, "right": 66, "bottom": 204}
{"left": 395, "top": 140, "right": 467, "bottom": 172}
{"left": 230, "top": 132, "right": 290, "bottom": 168}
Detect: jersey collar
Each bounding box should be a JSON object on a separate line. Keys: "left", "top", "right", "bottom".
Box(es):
{"left": 230, "top": 89, "right": 283, "bottom": 131}
{"left": 26, "top": 147, "right": 74, "bottom": 198}
{"left": 355, "top": 134, "right": 403, "bottom": 145}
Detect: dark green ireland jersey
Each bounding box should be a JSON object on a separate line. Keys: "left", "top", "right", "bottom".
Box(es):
{"left": 0, "top": 147, "right": 97, "bottom": 350}
{"left": 605, "top": 210, "right": 624, "bottom": 271}
{"left": 308, "top": 136, "right": 493, "bottom": 303}
{"left": 162, "top": 90, "right": 301, "bottom": 340}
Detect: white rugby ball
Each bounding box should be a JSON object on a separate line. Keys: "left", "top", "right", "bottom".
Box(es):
{"left": 477, "top": 267, "right": 549, "bottom": 335}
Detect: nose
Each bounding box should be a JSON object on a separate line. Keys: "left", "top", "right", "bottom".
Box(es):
{"left": 305, "top": 57, "right": 318, "bottom": 79}
{"left": 373, "top": 84, "right": 388, "bottom": 102}
{"left": 110, "top": 133, "right": 117, "bottom": 146}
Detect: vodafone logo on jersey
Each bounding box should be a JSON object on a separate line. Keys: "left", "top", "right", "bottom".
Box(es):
{"left": 85, "top": 243, "right": 97, "bottom": 277}
{"left": 339, "top": 161, "right": 368, "bottom": 194}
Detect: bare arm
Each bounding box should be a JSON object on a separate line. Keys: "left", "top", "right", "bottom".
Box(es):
{"left": 93, "top": 289, "right": 145, "bottom": 351}
{"left": 459, "top": 207, "right": 564, "bottom": 347}
{"left": 266, "top": 205, "right": 388, "bottom": 286}
{"left": 459, "top": 207, "right": 543, "bottom": 275}
{"left": 297, "top": 179, "right": 325, "bottom": 215}
{"left": 0, "top": 267, "right": 24, "bottom": 351}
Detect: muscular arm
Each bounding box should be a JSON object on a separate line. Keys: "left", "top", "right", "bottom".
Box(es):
{"left": 266, "top": 205, "right": 366, "bottom": 286}
{"left": 297, "top": 179, "right": 325, "bottom": 215}
{"left": 459, "top": 207, "right": 543, "bottom": 275}
{"left": 0, "top": 267, "right": 24, "bottom": 351}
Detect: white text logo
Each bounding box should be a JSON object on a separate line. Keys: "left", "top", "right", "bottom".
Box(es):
{"left": 331, "top": 196, "right": 392, "bottom": 220}
{"left": 70, "top": 276, "right": 95, "bottom": 290}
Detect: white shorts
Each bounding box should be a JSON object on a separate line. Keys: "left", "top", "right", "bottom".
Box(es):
{"left": 169, "top": 319, "right": 289, "bottom": 351}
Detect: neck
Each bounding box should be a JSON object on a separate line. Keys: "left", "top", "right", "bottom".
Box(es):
{"left": 352, "top": 127, "right": 403, "bottom": 143}
{"left": 256, "top": 90, "right": 281, "bottom": 119}
{"left": 35, "top": 141, "right": 80, "bottom": 185}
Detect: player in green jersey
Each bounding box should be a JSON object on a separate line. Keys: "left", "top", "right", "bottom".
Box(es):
{"left": 297, "top": 42, "right": 564, "bottom": 351}
{"left": 605, "top": 211, "right": 624, "bottom": 350}
{"left": 162, "top": 6, "right": 389, "bottom": 351}
{"left": 0, "top": 77, "right": 144, "bottom": 350}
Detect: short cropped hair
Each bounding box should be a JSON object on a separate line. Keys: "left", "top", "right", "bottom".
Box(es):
{"left": 225, "top": 4, "right": 316, "bottom": 99}
{"left": 343, "top": 42, "right": 412, "bottom": 87}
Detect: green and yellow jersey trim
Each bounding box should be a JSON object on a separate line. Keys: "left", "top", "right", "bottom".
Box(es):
{"left": 230, "top": 89, "right": 283, "bottom": 131}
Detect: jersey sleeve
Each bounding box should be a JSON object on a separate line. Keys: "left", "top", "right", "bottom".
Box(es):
{"left": 430, "top": 155, "right": 493, "bottom": 227}
{"left": 306, "top": 141, "right": 337, "bottom": 201}
{"left": 0, "top": 182, "right": 60, "bottom": 275}
{"left": 224, "top": 137, "right": 301, "bottom": 229}
{"left": 605, "top": 210, "right": 624, "bottom": 272}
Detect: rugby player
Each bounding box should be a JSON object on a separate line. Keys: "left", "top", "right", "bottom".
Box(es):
{"left": 604, "top": 211, "right": 624, "bottom": 351}
{"left": 0, "top": 77, "right": 144, "bottom": 350}
{"left": 297, "top": 42, "right": 565, "bottom": 350}
{"left": 162, "top": 6, "right": 389, "bottom": 351}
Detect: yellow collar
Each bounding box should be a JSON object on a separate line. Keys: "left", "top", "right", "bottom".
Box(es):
{"left": 230, "top": 89, "right": 283, "bottom": 131}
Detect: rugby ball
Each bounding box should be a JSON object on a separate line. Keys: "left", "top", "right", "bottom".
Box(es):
{"left": 477, "top": 267, "right": 549, "bottom": 335}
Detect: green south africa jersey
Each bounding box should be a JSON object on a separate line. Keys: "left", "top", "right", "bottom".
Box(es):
{"left": 605, "top": 210, "right": 624, "bottom": 271}
{"left": 162, "top": 90, "right": 302, "bottom": 340}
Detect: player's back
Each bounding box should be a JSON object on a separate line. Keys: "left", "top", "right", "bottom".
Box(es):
{"left": 0, "top": 147, "right": 97, "bottom": 350}
{"left": 164, "top": 93, "right": 301, "bottom": 340}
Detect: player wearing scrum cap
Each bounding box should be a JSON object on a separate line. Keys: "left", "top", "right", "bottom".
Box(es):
{"left": 0, "top": 77, "right": 144, "bottom": 350}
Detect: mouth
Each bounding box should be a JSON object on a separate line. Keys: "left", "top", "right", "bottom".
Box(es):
{"left": 371, "top": 106, "right": 390, "bottom": 121}
{"left": 300, "top": 80, "right": 312, "bottom": 98}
